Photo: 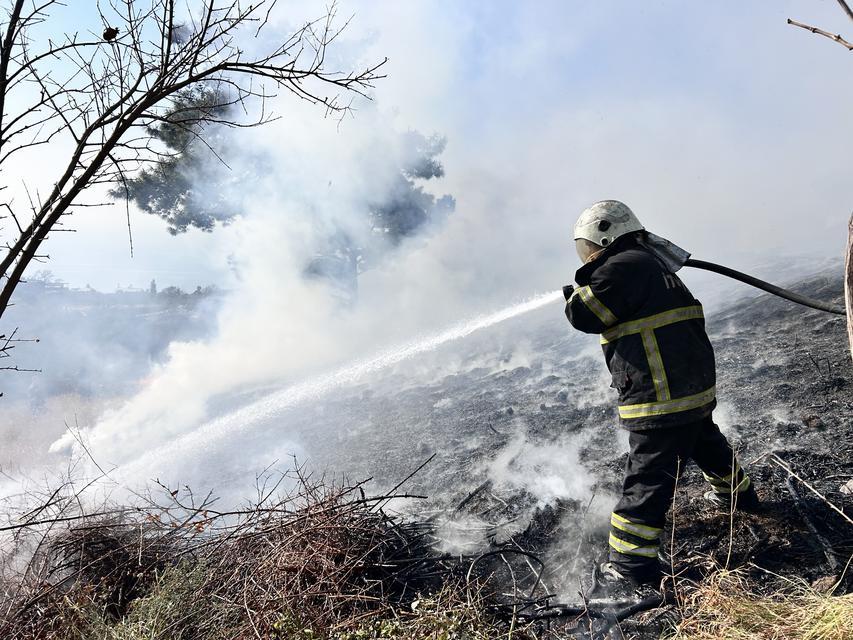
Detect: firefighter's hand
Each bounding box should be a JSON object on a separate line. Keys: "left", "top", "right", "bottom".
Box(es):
{"left": 562, "top": 284, "right": 574, "bottom": 301}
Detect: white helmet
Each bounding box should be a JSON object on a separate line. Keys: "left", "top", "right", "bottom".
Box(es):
{"left": 574, "top": 200, "right": 644, "bottom": 248}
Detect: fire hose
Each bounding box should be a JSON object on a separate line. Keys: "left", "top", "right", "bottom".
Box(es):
{"left": 634, "top": 234, "right": 846, "bottom": 316}
{"left": 684, "top": 259, "right": 846, "bottom": 316}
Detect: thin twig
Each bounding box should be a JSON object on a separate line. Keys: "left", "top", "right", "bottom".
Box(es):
{"left": 787, "top": 18, "right": 853, "bottom": 51}
{"left": 769, "top": 453, "right": 853, "bottom": 526}
{"left": 836, "top": 0, "right": 853, "bottom": 23}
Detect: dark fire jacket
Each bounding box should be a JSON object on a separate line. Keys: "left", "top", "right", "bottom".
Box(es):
{"left": 565, "top": 235, "right": 716, "bottom": 430}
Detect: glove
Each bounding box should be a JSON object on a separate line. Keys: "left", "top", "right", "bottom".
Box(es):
{"left": 562, "top": 284, "right": 575, "bottom": 301}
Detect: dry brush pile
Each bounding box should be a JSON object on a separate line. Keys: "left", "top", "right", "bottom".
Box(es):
{"left": 0, "top": 469, "right": 526, "bottom": 640}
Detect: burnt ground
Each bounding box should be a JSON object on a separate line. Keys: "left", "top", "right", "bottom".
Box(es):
{"left": 203, "top": 270, "right": 852, "bottom": 637}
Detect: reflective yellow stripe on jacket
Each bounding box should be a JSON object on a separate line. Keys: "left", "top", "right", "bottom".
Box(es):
{"left": 600, "top": 304, "right": 715, "bottom": 419}
{"left": 619, "top": 386, "right": 716, "bottom": 419}
{"left": 574, "top": 286, "right": 618, "bottom": 326}
{"left": 600, "top": 305, "right": 705, "bottom": 344}
{"left": 641, "top": 329, "right": 670, "bottom": 402}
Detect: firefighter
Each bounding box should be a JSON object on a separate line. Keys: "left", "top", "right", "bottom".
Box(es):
{"left": 563, "top": 200, "right": 759, "bottom": 587}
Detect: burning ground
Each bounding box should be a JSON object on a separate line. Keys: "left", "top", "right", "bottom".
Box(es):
{"left": 1, "top": 268, "right": 851, "bottom": 638}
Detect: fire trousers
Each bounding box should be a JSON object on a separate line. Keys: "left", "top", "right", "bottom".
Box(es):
{"left": 608, "top": 415, "right": 751, "bottom": 578}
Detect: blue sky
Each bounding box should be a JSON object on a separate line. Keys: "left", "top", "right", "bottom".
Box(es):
{"left": 22, "top": 0, "right": 853, "bottom": 291}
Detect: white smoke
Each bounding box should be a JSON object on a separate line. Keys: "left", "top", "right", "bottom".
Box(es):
{"left": 485, "top": 429, "right": 594, "bottom": 508}
{"left": 65, "top": 290, "right": 562, "bottom": 487}
{"left": 23, "top": 1, "right": 853, "bottom": 499}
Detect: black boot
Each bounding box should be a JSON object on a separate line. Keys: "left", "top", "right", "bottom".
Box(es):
{"left": 596, "top": 562, "right": 662, "bottom": 600}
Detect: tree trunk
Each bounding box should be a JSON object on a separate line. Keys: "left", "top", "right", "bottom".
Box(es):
{"left": 847, "top": 212, "right": 853, "bottom": 362}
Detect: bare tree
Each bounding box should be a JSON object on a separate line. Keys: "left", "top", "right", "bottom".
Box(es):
{"left": 787, "top": 0, "right": 853, "bottom": 360}
{"left": 0, "top": 0, "right": 384, "bottom": 363}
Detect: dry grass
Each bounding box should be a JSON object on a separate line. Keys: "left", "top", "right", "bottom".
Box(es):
{"left": 667, "top": 569, "right": 853, "bottom": 640}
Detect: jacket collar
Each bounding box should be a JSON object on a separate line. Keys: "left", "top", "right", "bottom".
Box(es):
{"left": 574, "top": 234, "right": 641, "bottom": 285}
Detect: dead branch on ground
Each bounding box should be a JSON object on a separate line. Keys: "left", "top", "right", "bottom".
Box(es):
{"left": 768, "top": 453, "right": 853, "bottom": 527}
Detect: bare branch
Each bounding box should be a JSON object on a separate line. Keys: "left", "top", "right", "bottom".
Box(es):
{"left": 836, "top": 0, "right": 853, "bottom": 23}
{"left": 787, "top": 18, "right": 853, "bottom": 51}
{"left": 0, "top": 1, "right": 27, "bottom": 142}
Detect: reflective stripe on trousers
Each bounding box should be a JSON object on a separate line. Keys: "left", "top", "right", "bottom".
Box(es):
{"left": 609, "top": 512, "right": 662, "bottom": 559}
{"left": 703, "top": 461, "right": 752, "bottom": 494}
